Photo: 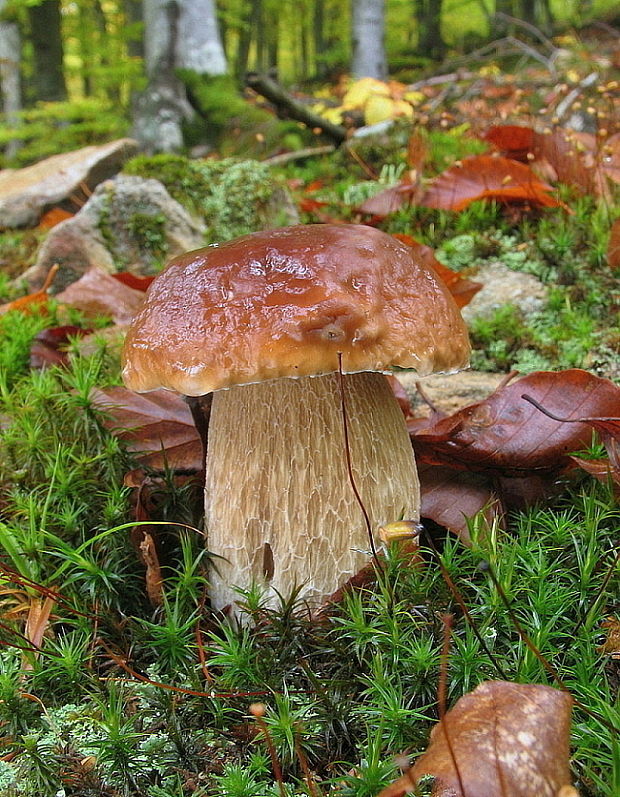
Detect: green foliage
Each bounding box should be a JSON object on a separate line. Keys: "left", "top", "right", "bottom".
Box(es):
{"left": 178, "top": 71, "right": 307, "bottom": 156}
{"left": 124, "top": 153, "right": 295, "bottom": 242}
{"left": 0, "top": 99, "right": 130, "bottom": 168}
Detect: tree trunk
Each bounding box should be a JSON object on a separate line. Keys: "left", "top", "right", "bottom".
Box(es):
{"left": 351, "top": 0, "right": 387, "bottom": 80}
{"left": 0, "top": 0, "right": 21, "bottom": 160}
{"left": 135, "top": 0, "right": 227, "bottom": 153}
{"left": 415, "top": 0, "right": 446, "bottom": 61}
{"left": 176, "top": 0, "right": 226, "bottom": 74}
{"left": 26, "top": 0, "right": 67, "bottom": 102}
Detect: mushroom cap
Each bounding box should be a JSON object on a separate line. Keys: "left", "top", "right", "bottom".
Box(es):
{"left": 122, "top": 224, "right": 470, "bottom": 395}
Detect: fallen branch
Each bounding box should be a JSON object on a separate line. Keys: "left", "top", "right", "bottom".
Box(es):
{"left": 263, "top": 145, "right": 336, "bottom": 166}
{"left": 245, "top": 73, "right": 347, "bottom": 144}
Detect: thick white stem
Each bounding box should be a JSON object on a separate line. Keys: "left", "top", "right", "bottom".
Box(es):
{"left": 205, "top": 372, "right": 419, "bottom": 612}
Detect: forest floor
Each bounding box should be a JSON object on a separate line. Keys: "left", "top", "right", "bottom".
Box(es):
{"left": 0, "top": 27, "right": 618, "bottom": 797}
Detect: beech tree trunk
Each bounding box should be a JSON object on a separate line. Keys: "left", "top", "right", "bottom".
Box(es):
{"left": 135, "top": 0, "right": 227, "bottom": 153}
{"left": 0, "top": 0, "right": 21, "bottom": 159}
{"left": 351, "top": 0, "right": 387, "bottom": 80}
{"left": 26, "top": 0, "right": 67, "bottom": 102}
{"left": 415, "top": 0, "right": 446, "bottom": 61}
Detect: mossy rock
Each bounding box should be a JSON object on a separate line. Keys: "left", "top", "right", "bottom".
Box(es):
{"left": 124, "top": 154, "right": 299, "bottom": 242}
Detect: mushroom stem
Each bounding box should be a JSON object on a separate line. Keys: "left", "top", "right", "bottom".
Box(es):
{"left": 204, "top": 371, "right": 419, "bottom": 613}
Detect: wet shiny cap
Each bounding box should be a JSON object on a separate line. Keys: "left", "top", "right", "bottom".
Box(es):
{"left": 122, "top": 224, "right": 470, "bottom": 395}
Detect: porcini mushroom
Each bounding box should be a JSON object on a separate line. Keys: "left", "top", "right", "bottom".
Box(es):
{"left": 122, "top": 224, "right": 470, "bottom": 612}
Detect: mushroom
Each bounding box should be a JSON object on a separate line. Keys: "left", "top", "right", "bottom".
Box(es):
{"left": 122, "top": 224, "right": 470, "bottom": 612}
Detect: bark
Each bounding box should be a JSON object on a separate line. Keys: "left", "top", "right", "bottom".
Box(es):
{"left": 415, "top": 0, "right": 446, "bottom": 61}
{"left": 135, "top": 0, "right": 227, "bottom": 153}
{"left": 0, "top": 0, "right": 21, "bottom": 159}
{"left": 26, "top": 0, "right": 67, "bottom": 102}
{"left": 245, "top": 72, "right": 347, "bottom": 143}
{"left": 352, "top": 0, "right": 387, "bottom": 80}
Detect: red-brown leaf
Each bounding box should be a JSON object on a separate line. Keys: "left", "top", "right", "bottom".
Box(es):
{"left": 421, "top": 155, "right": 566, "bottom": 211}
{"left": 56, "top": 267, "right": 146, "bottom": 325}
{"left": 111, "top": 273, "right": 155, "bottom": 292}
{"left": 378, "top": 681, "right": 574, "bottom": 797}
{"left": 608, "top": 218, "right": 620, "bottom": 270}
{"left": 29, "top": 325, "right": 92, "bottom": 369}
{"left": 419, "top": 464, "right": 500, "bottom": 545}
{"left": 391, "top": 234, "right": 482, "bottom": 309}
{"left": 37, "top": 207, "right": 74, "bottom": 230}
{"left": 409, "top": 370, "right": 620, "bottom": 475}
{"left": 91, "top": 387, "right": 203, "bottom": 471}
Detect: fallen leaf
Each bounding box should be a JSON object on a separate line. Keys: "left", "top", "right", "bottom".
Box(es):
{"left": 608, "top": 218, "right": 620, "bottom": 270}
{"left": 0, "top": 264, "right": 58, "bottom": 316}
{"left": 29, "top": 325, "right": 92, "bottom": 369}
{"left": 409, "top": 370, "right": 620, "bottom": 475}
{"left": 421, "top": 155, "right": 566, "bottom": 211}
{"left": 391, "top": 234, "right": 482, "bottom": 309}
{"left": 418, "top": 464, "right": 500, "bottom": 545}
{"left": 111, "top": 272, "right": 155, "bottom": 292}
{"left": 91, "top": 386, "right": 203, "bottom": 471}
{"left": 56, "top": 267, "right": 146, "bottom": 325}
{"left": 597, "top": 617, "right": 620, "bottom": 659}
{"left": 378, "top": 681, "right": 574, "bottom": 797}
{"left": 358, "top": 183, "right": 419, "bottom": 217}
{"left": 37, "top": 207, "right": 74, "bottom": 230}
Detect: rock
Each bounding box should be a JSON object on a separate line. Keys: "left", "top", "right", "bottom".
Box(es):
{"left": 396, "top": 370, "right": 506, "bottom": 416}
{"left": 0, "top": 139, "right": 138, "bottom": 228}
{"left": 461, "top": 262, "right": 548, "bottom": 323}
{"left": 23, "top": 175, "right": 206, "bottom": 291}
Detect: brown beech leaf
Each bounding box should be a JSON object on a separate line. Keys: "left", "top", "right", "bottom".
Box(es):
{"left": 358, "top": 182, "right": 418, "bottom": 217}
{"left": 409, "top": 370, "right": 620, "bottom": 475}
{"left": 56, "top": 267, "right": 146, "bottom": 325}
{"left": 111, "top": 272, "right": 155, "bottom": 292}
{"left": 0, "top": 264, "right": 58, "bottom": 316}
{"left": 485, "top": 124, "right": 620, "bottom": 197}
{"left": 378, "top": 681, "right": 574, "bottom": 797}
{"left": 421, "top": 155, "right": 566, "bottom": 211}
{"left": 570, "top": 456, "right": 620, "bottom": 498}
{"left": 37, "top": 207, "right": 74, "bottom": 230}
{"left": 91, "top": 386, "right": 203, "bottom": 471}
{"left": 392, "top": 234, "right": 482, "bottom": 309}
{"left": 608, "top": 218, "right": 620, "bottom": 270}
{"left": 419, "top": 464, "right": 500, "bottom": 545}
{"left": 29, "top": 325, "right": 92, "bottom": 369}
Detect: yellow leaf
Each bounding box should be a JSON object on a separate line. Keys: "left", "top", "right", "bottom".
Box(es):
{"left": 403, "top": 90, "right": 424, "bottom": 105}
{"left": 343, "top": 77, "right": 390, "bottom": 108}
{"left": 364, "top": 95, "right": 397, "bottom": 125}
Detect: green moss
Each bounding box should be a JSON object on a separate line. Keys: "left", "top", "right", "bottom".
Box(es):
{"left": 124, "top": 154, "right": 295, "bottom": 242}
{"left": 178, "top": 71, "right": 306, "bottom": 157}
{"left": 127, "top": 212, "right": 168, "bottom": 259}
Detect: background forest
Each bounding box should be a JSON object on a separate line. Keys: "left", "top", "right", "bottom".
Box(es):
{"left": 1, "top": 0, "right": 619, "bottom": 165}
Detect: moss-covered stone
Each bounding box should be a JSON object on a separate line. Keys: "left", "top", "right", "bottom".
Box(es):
{"left": 123, "top": 154, "right": 298, "bottom": 242}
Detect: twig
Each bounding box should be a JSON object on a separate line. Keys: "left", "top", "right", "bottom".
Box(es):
{"left": 555, "top": 72, "right": 599, "bottom": 121}
{"left": 263, "top": 145, "right": 335, "bottom": 166}
{"left": 245, "top": 73, "right": 347, "bottom": 144}
{"left": 493, "top": 12, "right": 557, "bottom": 53}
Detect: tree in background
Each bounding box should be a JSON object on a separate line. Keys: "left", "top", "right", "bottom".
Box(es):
{"left": 352, "top": 0, "right": 387, "bottom": 79}
{"left": 133, "top": 0, "right": 227, "bottom": 152}
{"left": 0, "top": 0, "right": 21, "bottom": 159}
{"left": 26, "top": 0, "right": 67, "bottom": 101}
{"left": 415, "top": 0, "right": 445, "bottom": 60}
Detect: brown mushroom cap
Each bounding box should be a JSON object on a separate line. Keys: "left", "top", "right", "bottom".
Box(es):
{"left": 122, "top": 224, "right": 470, "bottom": 395}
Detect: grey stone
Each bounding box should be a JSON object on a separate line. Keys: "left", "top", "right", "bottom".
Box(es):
{"left": 461, "top": 262, "right": 548, "bottom": 323}
{"left": 23, "top": 175, "right": 206, "bottom": 291}
{"left": 0, "top": 139, "right": 138, "bottom": 228}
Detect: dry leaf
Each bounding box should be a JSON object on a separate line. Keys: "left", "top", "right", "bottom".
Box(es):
{"left": 91, "top": 386, "right": 203, "bottom": 471}
{"left": 56, "top": 267, "right": 146, "bottom": 325}
{"left": 421, "top": 155, "right": 566, "bottom": 211}
{"left": 378, "top": 681, "right": 574, "bottom": 797}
